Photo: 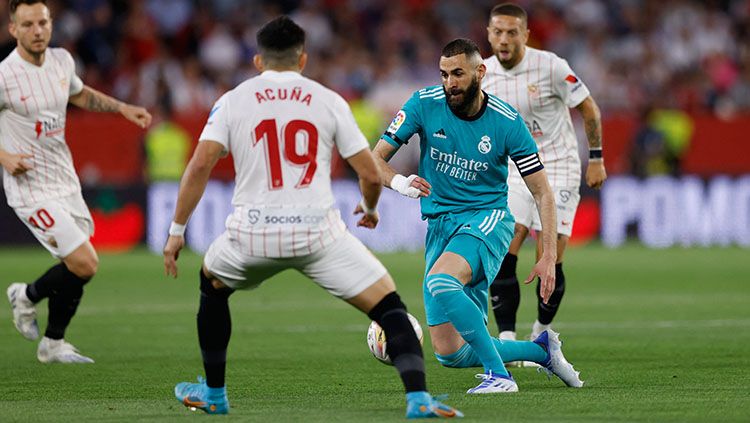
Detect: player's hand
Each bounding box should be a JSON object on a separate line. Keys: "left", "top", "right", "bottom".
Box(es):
{"left": 391, "top": 174, "right": 431, "bottom": 198}
{"left": 586, "top": 161, "right": 607, "bottom": 190}
{"left": 524, "top": 254, "right": 556, "bottom": 304}
{"left": 163, "top": 235, "right": 185, "bottom": 278}
{"left": 353, "top": 202, "right": 380, "bottom": 228}
{"left": 121, "top": 104, "right": 152, "bottom": 129}
{"left": 0, "top": 152, "right": 34, "bottom": 176}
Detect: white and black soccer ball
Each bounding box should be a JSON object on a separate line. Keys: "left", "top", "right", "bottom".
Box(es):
{"left": 367, "top": 313, "right": 424, "bottom": 365}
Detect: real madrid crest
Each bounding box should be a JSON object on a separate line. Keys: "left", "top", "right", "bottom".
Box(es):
{"left": 478, "top": 135, "right": 492, "bottom": 154}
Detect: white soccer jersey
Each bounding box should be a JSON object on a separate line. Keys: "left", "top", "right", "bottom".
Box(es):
{"left": 483, "top": 47, "right": 589, "bottom": 187}
{"left": 0, "top": 48, "right": 84, "bottom": 209}
{"left": 199, "top": 70, "right": 369, "bottom": 258}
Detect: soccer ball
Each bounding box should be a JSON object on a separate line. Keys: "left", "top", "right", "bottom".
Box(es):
{"left": 366, "top": 313, "right": 424, "bottom": 365}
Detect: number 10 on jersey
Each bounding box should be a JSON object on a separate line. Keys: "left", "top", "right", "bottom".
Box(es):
{"left": 253, "top": 119, "right": 319, "bottom": 190}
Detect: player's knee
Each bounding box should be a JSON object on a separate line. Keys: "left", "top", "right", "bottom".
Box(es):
{"left": 67, "top": 256, "right": 98, "bottom": 280}
{"left": 425, "top": 273, "right": 463, "bottom": 298}
{"left": 199, "top": 268, "right": 233, "bottom": 299}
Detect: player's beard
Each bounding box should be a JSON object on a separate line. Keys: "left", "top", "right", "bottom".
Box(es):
{"left": 444, "top": 76, "right": 481, "bottom": 117}
{"left": 21, "top": 37, "right": 49, "bottom": 59}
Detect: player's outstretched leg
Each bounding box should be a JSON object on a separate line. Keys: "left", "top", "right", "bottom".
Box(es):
{"left": 533, "top": 329, "right": 583, "bottom": 388}
{"left": 175, "top": 269, "right": 233, "bottom": 414}
{"left": 7, "top": 283, "right": 39, "bottom": 341}
{"left": 367, "top": 292, "right": 462, "bottom": 418}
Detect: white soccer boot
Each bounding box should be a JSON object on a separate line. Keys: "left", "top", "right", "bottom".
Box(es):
{"left": 7, "top": 283, "right": 39, "bottom": 340}
{"left": 533, "top": 330, "right": 583, "bottom": 387}
{"left": 466, "top": 371, "right": 519, "bottom": 394}
{"left": 37, "top": 337, "right": 95, "bottom": 364}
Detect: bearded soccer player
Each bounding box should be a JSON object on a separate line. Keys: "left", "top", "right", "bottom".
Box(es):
{"left": 2, "top": 0, "right": 151, "bottom": 363}
{"left": 484, "top": 3, "right": 607, "bottom": 354}
{"left": 372, "top": 38, "right": 583, "bottom": 393}
{"left": 162, "top": 16, "right": 461, "bottom": 418}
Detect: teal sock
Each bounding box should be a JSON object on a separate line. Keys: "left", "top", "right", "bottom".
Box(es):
{"left": 492, "top": 339, "right": 548, "bottom": 363}
{"left": 426, "top": 273, "right": 507, "bottom": 375}
{"left": 435, "top": 343, "right": 482, "bottom": 368}
{"left": 406, "top": 391, "right": 430, "bottom": 404}
{"left": 436, "top": 339, "right": 547, "bottom": 367}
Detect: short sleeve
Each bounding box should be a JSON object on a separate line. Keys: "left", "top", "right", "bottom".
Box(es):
{"left": 380, "top": 91, "right": 422, "bottom": 149}
{"left": 332, "top": 94, "right": 369, "bottom": 159}
{"left": 506, "top": 113, "right": 544, "bottom": 177}
{"left": 199, "top": 94, "right": 230, "bottom": 152}
{"left": 551, "top": 56, "right": 589, "bottom": 109}
{"left": 62, "top": 50, "right": 83, "bottom": 96}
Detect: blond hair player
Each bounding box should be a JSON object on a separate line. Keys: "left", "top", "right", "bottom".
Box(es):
{"left": 2, "top": 0, "right": 151, "bottom": 363}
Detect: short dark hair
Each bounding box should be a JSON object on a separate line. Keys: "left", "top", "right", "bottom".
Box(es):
{"left": 9, "top": 0, "right": 47, "bottom": 16}
{"left": 490, "top": 3, "right": 528, "bottom": 26}
{"left": 256, "top": 16, "right": 306, "bottom": 67}
{"left": 441, "top": 38, "right": 481, "bottom": 60}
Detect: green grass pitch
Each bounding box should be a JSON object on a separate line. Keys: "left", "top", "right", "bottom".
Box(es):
{"left": 1, "top": 244, "right": 749, "bottom": 422}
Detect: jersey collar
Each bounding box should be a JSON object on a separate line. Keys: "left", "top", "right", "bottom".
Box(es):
{"left": 259, "top": 70, "right": 303, "bottom": 81}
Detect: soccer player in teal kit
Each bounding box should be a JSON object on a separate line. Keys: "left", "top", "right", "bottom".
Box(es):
{"left": 370, "top": 39, "right": 583, "bottom": 393}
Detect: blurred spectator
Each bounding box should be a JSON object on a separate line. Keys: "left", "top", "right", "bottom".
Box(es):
{"left": 15, "top": 0, "right": 750, "bottom": 121}
{"left": 143, "top": 85, "right": 190, "bottom": 182}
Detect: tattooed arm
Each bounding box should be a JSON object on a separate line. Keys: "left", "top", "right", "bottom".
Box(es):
{"left": 575, "top": 96, "right": 607, "bottom": 190}
{"left": 69, "top": 85, "right": 152, "bottom": 128}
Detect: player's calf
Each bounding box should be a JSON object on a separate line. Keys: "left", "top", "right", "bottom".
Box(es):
{"left": 368, "top": 292, "right": 427, "bottom": 394}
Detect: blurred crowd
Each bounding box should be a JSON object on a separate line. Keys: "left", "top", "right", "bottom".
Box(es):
{"left": 1, "top": 0, "right": 748, "bottom": 119}
{"left": 1, "top": 0, "right": 749, "bottom": 125}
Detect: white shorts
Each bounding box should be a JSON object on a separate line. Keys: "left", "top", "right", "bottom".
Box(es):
{"left": 507, "top": 182, "right": 580, "bottom": 237}
{"left": 204, "top": 230, "right": 387, "bottom": 299}
{"left": 14, "top": 193, "right": 94, "bottom": 259}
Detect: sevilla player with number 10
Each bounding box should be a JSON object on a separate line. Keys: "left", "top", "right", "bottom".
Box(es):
{"left": 2, "top": 0, "right": 151, "bottom": 364}
{"left": 162, "top": 16, "right": 461, "bottom": 418}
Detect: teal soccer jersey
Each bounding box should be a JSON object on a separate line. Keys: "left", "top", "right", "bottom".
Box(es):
{"left": 382, "top": 86, "right": 542, "bottom": 219}
{"left": 382, "top": 86, "right": 544, "bottom": 326}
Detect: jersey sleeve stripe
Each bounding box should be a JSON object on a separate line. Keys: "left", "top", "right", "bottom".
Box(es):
{"left": 419, "top": 90, "right": 445, "bottom": 99}
{"left": 419, "top": 86, "right": 442, "bottom": 96}
{"left": 488, "top": 103, "right": 517, "bottom": 121}
{"left": 487, "top": 97, "right": 518, "bottom": 117}
{"left": 512, "top": 153, "right": 544, "bottom": 176}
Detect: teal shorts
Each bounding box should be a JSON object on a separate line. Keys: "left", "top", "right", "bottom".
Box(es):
{"left": 422, "top": 209, "right": 515, "bottom": 326}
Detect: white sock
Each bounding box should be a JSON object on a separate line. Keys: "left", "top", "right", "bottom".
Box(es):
{"left": 532, "top": 320, "right": 550, "bottom": 337}
{"left": 498, "top": 330, "right": 516, "bottom": 341}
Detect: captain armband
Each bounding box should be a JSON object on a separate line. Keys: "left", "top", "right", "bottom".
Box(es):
{"left": 512, "top": 153, "right": 544, "bottom": 177}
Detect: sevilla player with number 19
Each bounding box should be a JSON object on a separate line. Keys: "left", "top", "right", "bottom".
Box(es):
{"left": 1, "top": 0, "right": 151, "bottom": 364}
{"left": 163, "top": 16, "right": 461, "bottom": 418}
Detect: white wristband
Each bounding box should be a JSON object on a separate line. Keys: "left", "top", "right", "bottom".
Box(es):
{"left": 359, "top": 199, "right": 377, "bottom": 215}
{"left": 390, "top": 174, "right": 421, "bottom": 198}
{"left": 168, "top": 222, "right": 186, "bottom": 237}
